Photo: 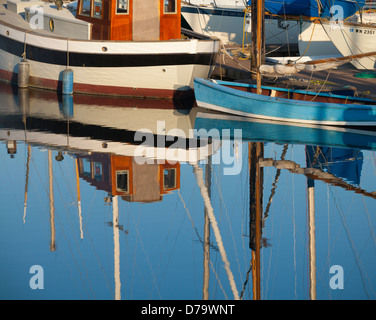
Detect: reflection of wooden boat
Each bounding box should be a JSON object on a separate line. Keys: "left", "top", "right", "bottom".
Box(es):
{"left": 194, "top": 110, "right": 376, "bottom": 150}
{"left": 0, "top": 0, "right": 219, "bottom": 98}
{"left": 194, "top": 78, "right": 376, "bottom": 126}
{"left": 0, "top": 84, "right": 215, "bottom": 163}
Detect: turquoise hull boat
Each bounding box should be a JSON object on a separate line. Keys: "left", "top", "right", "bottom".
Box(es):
{"left": 193, "top": 78, "right": 376, "bottom": 126}
{"left": 194, "top": 110, "right": 376, "bottom": 151}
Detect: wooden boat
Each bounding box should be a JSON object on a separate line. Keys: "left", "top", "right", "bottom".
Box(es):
{"left": 0, "top": 0, "right": 219, "bottom": 98}
{"left": 193, "top": 78, "right": 376, "bottom": 126}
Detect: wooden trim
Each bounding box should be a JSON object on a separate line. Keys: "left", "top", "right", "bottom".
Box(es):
{"left": 159, "top": 0, "right": 181, "bottom": 40}
{"left": 110, "top": 0, "right": 132, "bottom": 40}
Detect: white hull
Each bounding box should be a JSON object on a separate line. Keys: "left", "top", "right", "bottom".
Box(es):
{"left": 298, "top": 21, "right": 343, "bottom": 58}
{"left": 321, "top": 21, "right": 376, "bottom": 70}
{"left": 181, "top": 3, "right": 299, "bottom": 46}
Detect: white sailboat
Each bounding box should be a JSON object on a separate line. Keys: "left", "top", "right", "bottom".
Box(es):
{"left": 296, "top": 1, "right": 376, "bottom": 69}
{"left": 181, "top": 0, "right": 299, "bottom": 47}
{"left": 320, "top": 20, "right": 376, "bottom": 70}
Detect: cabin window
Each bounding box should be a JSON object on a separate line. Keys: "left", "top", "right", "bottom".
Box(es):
{"left": 163, "top": 0, "right": 176, "bottom": 13}
{"left": 116, "top": 0, "right": 129, "bottom": 14}
{"left": 116, "top": 170, "right": 129, "bottom": 193}
{"left": 80, "top": 0, "right": 91, "bottom": 16}
{"left": 93, "top": 162, "right": 103, "bottom": 181}
{"left": 163, "top": 168, "right": 176, "bottom": 190}
{"left": 81, "top": 159, "right": 91, "bottom": 178}
{"left": 93, "top": 0, "right": 103, "bottom": 18}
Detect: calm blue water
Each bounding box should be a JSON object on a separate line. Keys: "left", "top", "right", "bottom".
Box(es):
{"left": 1, "top": 81, "right": 376, "bottom": 300}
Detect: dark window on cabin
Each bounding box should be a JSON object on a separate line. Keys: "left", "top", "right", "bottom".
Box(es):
{"left": 82, "top": 159, "right": 91, "bottom": 178}
{"left": 116, "top": 170, "right": 129, "bottom": 193}
{"left": 93, "top": 162, "right": 103, "bottom": 181}
{"left": 163, "top": 0, "right": 176, "bottom": 13}
{"left": 116, "top": 0, "right": 128, "bottom": 14}
{"left": 163, "top": 169, "right": 176, "bottom": 190}
{"left": 80, "top": 0, "right": 91, "bottom": 16}
{"left": 93, "top": 0, "right": 103, "bottom": 18}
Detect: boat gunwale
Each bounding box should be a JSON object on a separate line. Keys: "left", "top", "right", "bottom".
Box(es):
{"left": 194, "top": 78, "right": 376, "bottom": 111}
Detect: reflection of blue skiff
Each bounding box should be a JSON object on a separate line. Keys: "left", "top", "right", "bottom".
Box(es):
{"left": 194, "top": 110, "right": 376, "bottom": 151}
{"left": 193, "top": 78, "right": 376, "bottom": 126}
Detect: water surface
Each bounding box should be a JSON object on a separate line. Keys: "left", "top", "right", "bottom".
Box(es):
{"left": 1, "top": 82, "right": 376, "bottom": 300}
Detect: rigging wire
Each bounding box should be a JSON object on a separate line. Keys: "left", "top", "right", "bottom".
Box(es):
{"left": 210, "top": 158, "right": 245, "bottom": 285}
{"left": 130, "top": 210, "right": 162, "bottom": 299}
{"left": 330, "top": 187, "right": 372, "bottom": 299}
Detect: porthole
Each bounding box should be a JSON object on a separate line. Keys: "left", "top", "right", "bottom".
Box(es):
{"left": 102, "top": 46, "right": 108, "bottom": 52}
{"left": 49, "top": 18, "right": 54, "bottom": 32}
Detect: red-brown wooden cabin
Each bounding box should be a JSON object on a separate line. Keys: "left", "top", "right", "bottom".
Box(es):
{"left": 75, "top": 0, "right": 181, "bottom": 41}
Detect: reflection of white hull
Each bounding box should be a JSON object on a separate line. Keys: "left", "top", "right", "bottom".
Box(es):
{"left": 181, "top": 3, "right": 299, "bottom": 46}
{"left": 1, "top": 128, "right": 215, "bottom": 164}
{"left": 321, "top": 21, "right": 376, "bottom": 70}
{"left": 0, "top": 85, "right": 216, "bottom": 163}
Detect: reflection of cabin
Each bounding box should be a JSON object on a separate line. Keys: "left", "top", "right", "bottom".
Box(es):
{"left": 75, "top": 0, "right": 181, "bottom": 40}
{"left": 77, "top": 153, "right": 180, "bottom": 203}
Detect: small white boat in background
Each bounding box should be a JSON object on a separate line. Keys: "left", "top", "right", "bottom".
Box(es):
{"left": 320, "top": 20, "right": 376, "bottom": 70}
{"left": 181, "top": 0, "right": 299, "bottom": 47}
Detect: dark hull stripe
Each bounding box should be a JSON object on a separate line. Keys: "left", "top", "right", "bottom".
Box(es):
{"left": 0, "top": 34, "right": 216, "bottom": 67}
{"left": 0, "top": 115, "right": 208, "bottom": 149}
{"left": 181, "top": 5, "right": 246, "bottom": 17}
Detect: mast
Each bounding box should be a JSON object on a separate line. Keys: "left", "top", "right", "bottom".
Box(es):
{"left": 75, "top": 159, "right": 84, "bottom": 239}
{"left": 192, "top": 163, "right": 240, "bottom": 300}
{"left": 307, "top": 176, "right": 316, "bottom": 300}
{"left": 113, "top": 196, "right": 121, "bottom": 300}
{"left": 23, "top": 145, "right": 31, "bottom": 224}
{"left": 250, "top": 0, "right": 265, "bottom": 94}
{"left": 306, "top": 147, "right": 317, "bottom": 300}
{"left": 48, "top": 150, "right": 56, "bottom": 252}
{"left": 249, "top": 142, "right": 263, "bottom": 300}
{"left": 202, "top": 156, "right": 211, "bottom": 300}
